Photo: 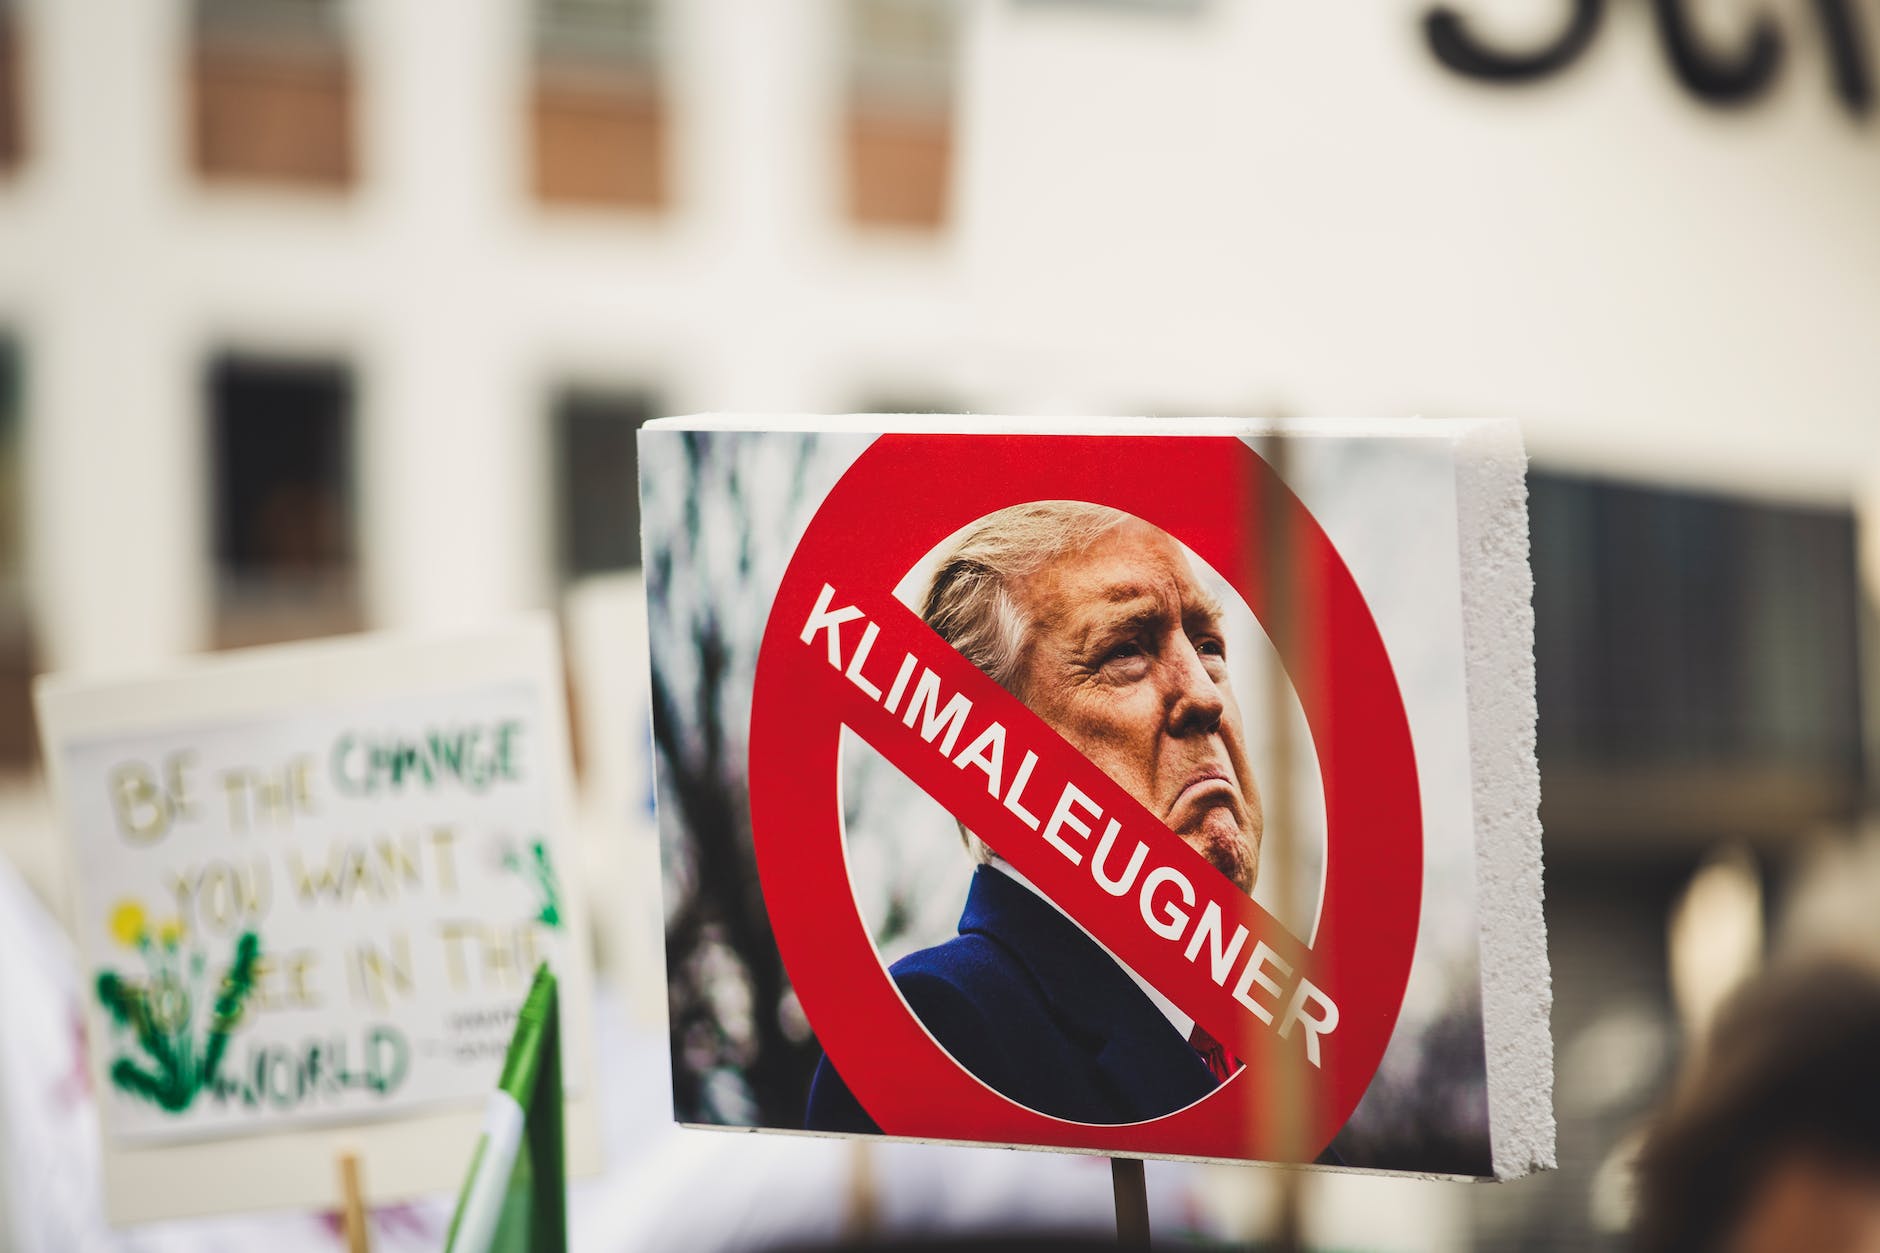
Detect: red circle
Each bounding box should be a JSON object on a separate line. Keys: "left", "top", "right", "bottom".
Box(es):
{"left": 751, "top": 434, "right": 1422, "bottom": 1160}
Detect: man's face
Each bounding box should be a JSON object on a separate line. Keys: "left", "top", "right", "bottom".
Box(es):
{"left": 1009, "top": 519, "right": 1263, "bottom": 894}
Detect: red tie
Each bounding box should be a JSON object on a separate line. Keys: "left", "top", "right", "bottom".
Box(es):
{"left": 1187, "top": 1023, "right": 1241, "bottom": 1084}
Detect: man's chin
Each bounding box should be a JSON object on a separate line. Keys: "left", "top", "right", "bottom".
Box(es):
{"left": 1181, "top": 815, "right": 1258, "bottom": 895}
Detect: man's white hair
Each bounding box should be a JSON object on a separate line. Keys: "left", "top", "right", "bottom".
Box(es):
{"left": 918, "top": 500, "right": 1132, "bottom": 864}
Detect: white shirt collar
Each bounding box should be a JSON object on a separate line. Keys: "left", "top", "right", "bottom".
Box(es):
{"left": 986, "top": 858, "right": 1194, "bottom": 1040}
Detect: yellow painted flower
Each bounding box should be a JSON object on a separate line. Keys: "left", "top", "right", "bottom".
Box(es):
{"left": 108, "top": 900, "right": 148, "bottom": 948}
{"left": 156, "top": 917, "right": 186, "bottom": 948}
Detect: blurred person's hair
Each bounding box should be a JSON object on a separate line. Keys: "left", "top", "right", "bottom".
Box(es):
{"left": 919, "top": 501, "right": 1131, "bottom": 864}
{"left": 1631, "top": 952, "right": 1880, "bottom": 1253}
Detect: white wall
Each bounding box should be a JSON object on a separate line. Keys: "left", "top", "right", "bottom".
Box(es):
{"left": 0, "top": 0, "right": 966, "bottom": 674}
{"left": 4, "top": 0, "right": 1876, "bottom": 658}
{"left": 955, "top": 1, "right": 1880, "bottom": 502}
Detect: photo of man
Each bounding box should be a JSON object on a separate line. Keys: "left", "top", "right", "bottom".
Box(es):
{"left": 645, "top": 428, "right": 1494, "bottom": 1176}
{"left": 806, "top": 502, "right": 1263, "bottom": 1130}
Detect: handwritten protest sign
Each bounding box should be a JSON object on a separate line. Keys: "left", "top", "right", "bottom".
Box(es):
{"left": 35, "top": 619, "right": 600, "bottom": 1222}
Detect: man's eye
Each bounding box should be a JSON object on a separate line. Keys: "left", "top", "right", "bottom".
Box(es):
{"left": 1106, "top": 641, "right": 1145, "bottom": 662}
{"left": 1195, "top": 637, "right": 1226, "bottom": 659}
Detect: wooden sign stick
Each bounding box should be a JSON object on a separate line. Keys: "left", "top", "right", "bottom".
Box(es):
{"left": 843, "top": 1138, "right": 879, "bottom": 1238}
{"left": 337, "top": 1151, "right": 372, "bottom": 1253}
{"left": 1111, "top": 1158, "right": 1149, "bottom": 1247}
{"left": 1263, "top": 431, "right": 1307, "bottom": 1253}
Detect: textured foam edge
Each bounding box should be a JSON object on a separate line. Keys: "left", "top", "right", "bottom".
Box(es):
{"left": 1453, "top": 420, "right": 1556, "bottom": 1180}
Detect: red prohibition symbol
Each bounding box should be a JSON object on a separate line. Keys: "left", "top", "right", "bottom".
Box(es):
{"left": 750, "top": 434, "right": 1422, "bottom": 1160}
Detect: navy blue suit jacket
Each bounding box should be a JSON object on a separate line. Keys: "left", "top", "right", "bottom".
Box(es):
{"left": 805, "top": 864, "right": 1218, "bottom": 1131}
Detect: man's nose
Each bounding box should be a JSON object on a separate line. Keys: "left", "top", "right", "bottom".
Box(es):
{"left": 1164, "top": 637, "right": 1225, "bottom": 734}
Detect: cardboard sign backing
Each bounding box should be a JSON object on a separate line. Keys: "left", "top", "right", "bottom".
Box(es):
{"left": 641, "top": 417, "right": 1551, "bottom": 1179}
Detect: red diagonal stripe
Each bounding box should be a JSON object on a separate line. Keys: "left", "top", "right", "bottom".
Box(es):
{"left": 801, "top": 580, "right": 1331, "bottom": 1079}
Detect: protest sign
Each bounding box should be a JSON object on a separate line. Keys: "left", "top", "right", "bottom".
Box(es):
{"left": 643, "top": 417, "right": 1551, "bottom": 1179}
{"left": 34, "top": 619, "right": 601, "bottom": 1222}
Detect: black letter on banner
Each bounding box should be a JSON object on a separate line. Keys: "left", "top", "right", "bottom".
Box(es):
{"left": 1424, "top": 0, "right": 1603, "bottom": 82}
{"left": 1812, "top": 0, "right": 1872, "bottom": 116}
{"left": 1650, "top": 0, "right": 1781, "bottom": 105}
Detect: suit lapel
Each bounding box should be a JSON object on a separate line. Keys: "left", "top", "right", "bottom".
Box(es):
{"left": 961, "top": 866, "right": 1219, "bottom": 1122}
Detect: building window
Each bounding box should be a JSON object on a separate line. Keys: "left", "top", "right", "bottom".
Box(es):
{"left": 0, "top": 342, "right": 19, "bottom": 590}
{"left": 531, "top": 0, "right": 667, "bottom": 211}
{"left": 0, "top": 1, "right": 24, "bottom": 175}
{"left": 1529, "top": 471, "right": 1862, "bottom": 842}
{"left": 0, "top": 339, "right": 30, "bottom": 768}
{"left": 843, "top": 0, "right": 960, "bottom": 231}
{"left": 209, "top": 355, "right": 360, "bottom": 648}
{"left": 190, "top": 0, "right": 355, "bottom": 189}
{"left": 555, "top": 388, "right": 655, "bottom": 578}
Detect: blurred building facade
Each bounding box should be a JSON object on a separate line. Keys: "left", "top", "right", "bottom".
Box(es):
{"left": 1, "top": 1, "right": 1879, "bottom": 1249}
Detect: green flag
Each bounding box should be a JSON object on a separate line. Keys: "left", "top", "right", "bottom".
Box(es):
{"left": 446, "top": 964, "right": 566, "bottom": 1253}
